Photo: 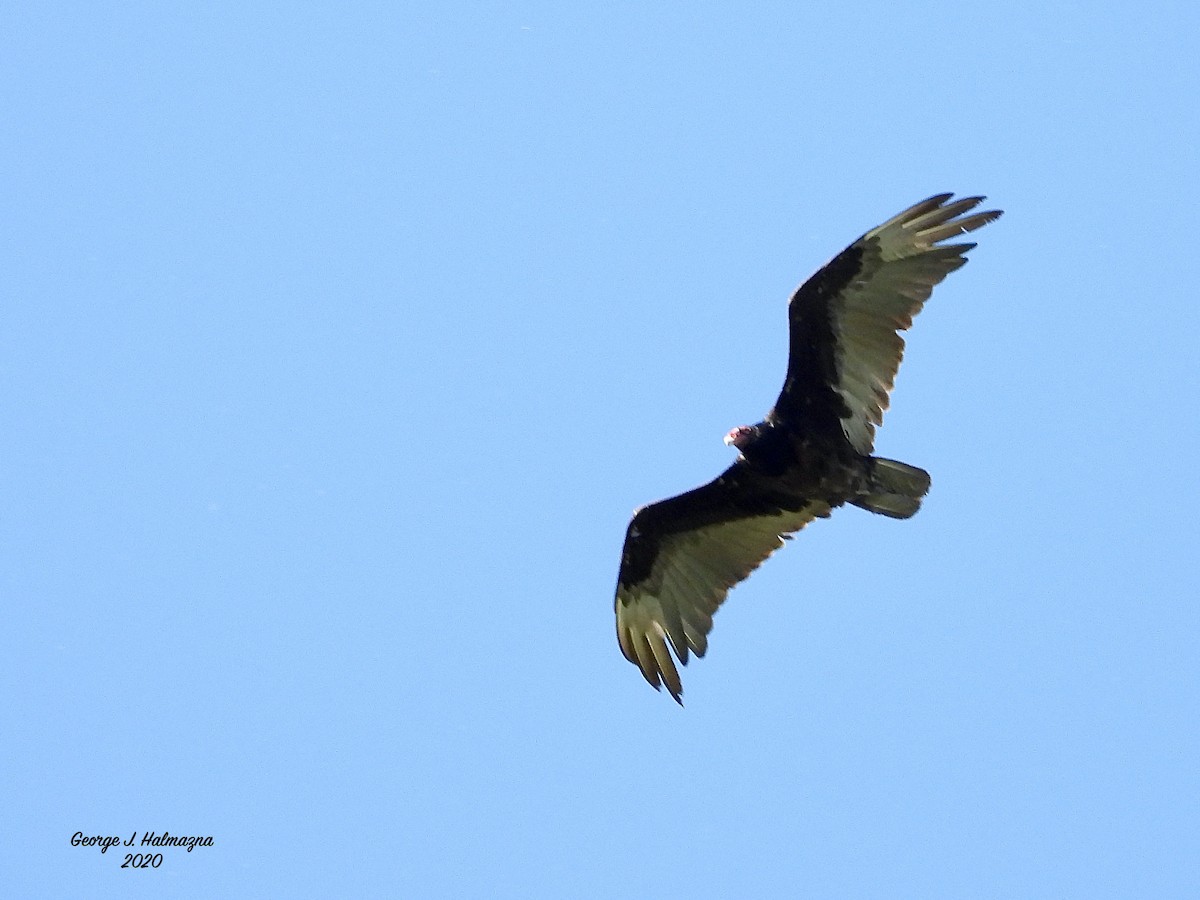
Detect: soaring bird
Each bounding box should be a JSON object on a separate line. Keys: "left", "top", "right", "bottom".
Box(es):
{"left": 614, "top": 193, "right": 1002, "bottom": 703}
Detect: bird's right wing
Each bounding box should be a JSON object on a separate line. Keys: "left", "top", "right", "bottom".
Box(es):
{"left": 614, "top": 467, "right": 831, "bottom": 703}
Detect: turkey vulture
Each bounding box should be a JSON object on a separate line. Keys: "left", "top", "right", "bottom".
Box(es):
{"left": 614, "top": 193, "right": 1002, "bottom": 703}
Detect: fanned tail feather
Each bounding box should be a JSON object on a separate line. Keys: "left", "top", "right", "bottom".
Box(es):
{"left": 851, "top": 457, "right": 931, "bottom": 519}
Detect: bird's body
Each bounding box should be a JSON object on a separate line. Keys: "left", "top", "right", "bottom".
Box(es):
{"left": 614, "top": 193, "right": 1002, "bottom": 703}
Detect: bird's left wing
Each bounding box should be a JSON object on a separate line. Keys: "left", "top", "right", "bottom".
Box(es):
{"left": 776, "top": 193, "right": 1002, "bottom": 452}
{"left": 615, "top": 466, "right": 831, "bottom": 703}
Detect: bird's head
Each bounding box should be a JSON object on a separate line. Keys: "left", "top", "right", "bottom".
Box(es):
{"left": 724, "top": 425, "right": 758, "bottom": 451}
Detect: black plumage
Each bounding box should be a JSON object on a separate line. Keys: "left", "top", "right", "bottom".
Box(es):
{"left": 614, "top": 193, "right": 1003, "bottom": 703}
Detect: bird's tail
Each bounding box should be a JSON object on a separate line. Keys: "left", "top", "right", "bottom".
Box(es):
{"left": 850, "top": 458, "right": 931, "bottom": 519}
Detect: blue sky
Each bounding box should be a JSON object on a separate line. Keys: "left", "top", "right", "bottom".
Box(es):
{"left": 4, "top": 2, "right": 1198, "bottom": 897}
